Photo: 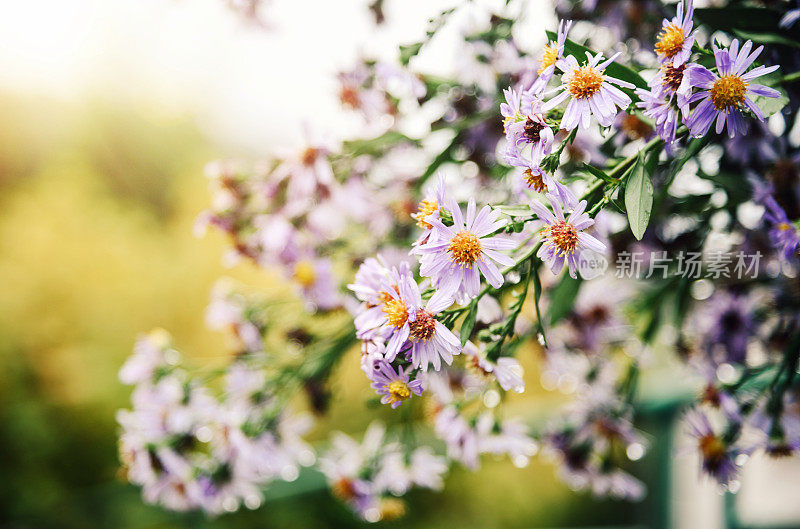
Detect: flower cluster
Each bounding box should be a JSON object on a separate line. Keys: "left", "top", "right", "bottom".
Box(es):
{"left": 118, "top": 0, "right": 800, "bottom": 522}
{"left": 117, "top": 331, "right": 314, "bottom": 513}
{"left": 336, "top": 60, "right": 425, "bottom": 126}
{"left": 319, "top": 423, "right": 447, "bottom": 522}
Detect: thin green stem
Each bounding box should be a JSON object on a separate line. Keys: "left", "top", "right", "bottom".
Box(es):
{"left": 777, "top": 70, "right": 800, "bottom": 85}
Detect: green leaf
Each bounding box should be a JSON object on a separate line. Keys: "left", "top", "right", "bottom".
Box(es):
{"left": 460, "top": 301, "right": 478, "bottom": 346}
{"left": 416, "top": 134, "right": 458, "bottom": 188}
{"left": 746, "top": 68, "right": 789, "bottom": 118}
{"left": 343, "top": 131, "right": 419, "bottom": 157}
{"left": 493, "top": 204, "right": 532, "bottom": 217}
{"left": 399, "top": 42, "right": 423, "bottom": 66}
{"left": 734, "top": 29, "right": 800, "bottom": 50}
{"left": 581, "top": 163, "right": 618, "bottom": 184}
{"left": 545, "top": 31, "right": 647, "bottom": 90}
{"left": 624, "top": 151, "right": 653, "bottom": 240}
{"left": 547, "top": 274, "right": 582, "bottom": 326}
{"left": 754, "top": 90, "right": 789, "bottom": 118}
{"left": 694, "top": 8, "right": 800, "bottom": 42}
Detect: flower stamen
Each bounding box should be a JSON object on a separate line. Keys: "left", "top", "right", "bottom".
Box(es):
{"left": 655, "top": 24, "right": 685, "bottom": 58}
{"left": 449, "top": 230, "right": 483, "bottom": 266}
{"left": 547, "top": 220, "right": 579, "bottom": 255}
{"left": 339, "top": 86, "right": 360, "bottom": 109}
{"left": 524, "top": 118, "right": 546, "bottom": 143}
{"left": 698, "top": 434, "right": 727, "bottom": 467}
{"left": 662, "top": 63, "right": 686, "bottom": 92}
{"left": 523, "top": 168, "right": 546, "bottom": 193}
{"left": 538, "top": 44, "right": 559, "bottom": 74}
{"left": 567, "top": 65, "right": 605, "bottom": 99}
{"left": 386, "top": 380, "right": 412, "bottom": 404}
{"left": 415, "top": 199, "right": 439, "bottom": 229}
{"left": 301, "top": 147, "right": 319, "bottom": 166}
{"left": 382, "top": 298, "right": 409, "bottom": 328}
{"left": 409, "top": 310, "right": 436, "bottom": 342}
{"left": 293, "top": 261, "right": 317, "bottom": 288}
{"left": 710, "top": 75, "right": 748, "bottom": 111}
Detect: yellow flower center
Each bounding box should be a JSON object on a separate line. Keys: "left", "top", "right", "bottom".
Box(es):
{"left": 415, "top": 199, "right": 439, "bottom": 229}
{"left": 339, "top": 85, "right": 360, "bottom": 109}
{"left": 331, "top": 478, "right": 357, "bottom": 500}
{"left": 567, "top": 65, "right": 605, "bottom": 99}
{"left": 293, "top": 260, "right": 316, "bottom": 287}
{"left": 538, "top": 44, "right": 559, "bottom": 74}
{"left": 655, "top": 24, "right": 685, "bottom": 58}
{"left": 698, "top": 433, "right": 726, "bottom": 466}
{"left": 710, "top": 75, "right": 748, "bottom": 111}
{"left": 382, "top": 298, "right": 409, "bottom": 328}
{"left": 378, "top": 498, "right": 407, "bottom": 521}
{"left": 387, "top": 380, "right": 412, "bottom": 403}
{"left": 301, "top": 147, "right": 319, "bottom": 166}
{"left": 449, "top": 230, "right": 482, "bottom": 266}
{"left": 524, "top": 168, "right": 546, "bottom": 193}
{"left": 779, "top": 222, "right": 793, "bottom": 232}
{"left": 468, "top": 355, "right": 492, "bottom": 377}
{"left": 547, "top": 220, "right": 579, "bottom": 255}
{"left": 409, "top": 309, "right": 437, "bottom": 342}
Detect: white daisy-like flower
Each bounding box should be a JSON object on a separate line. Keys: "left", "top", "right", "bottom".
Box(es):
{"left": 542, "top": 52, "right": 634, "bottom": 130}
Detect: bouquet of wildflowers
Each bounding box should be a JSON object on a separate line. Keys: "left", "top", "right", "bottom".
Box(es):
{"left": 117, "top": 0, "right": 800, "bottom": 521}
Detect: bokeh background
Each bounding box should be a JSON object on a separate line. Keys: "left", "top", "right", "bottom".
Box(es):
{"left": 1, "top": 1, "right": 799, "bottom": 528}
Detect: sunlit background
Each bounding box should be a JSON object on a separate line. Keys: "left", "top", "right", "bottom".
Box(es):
{"left": 2, "top": 1, "right": 800, "bottom": 528}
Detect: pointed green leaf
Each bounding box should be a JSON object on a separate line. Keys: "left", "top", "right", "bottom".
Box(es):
{"left": 581, "top": 163, "right": 618, "bottom": 184}
{"left": 460, "top": 301, "right": 478, "bottom": 346}
{"left": 493, "top": 204, "right": 532, "bottom": 217}
{"left": 547, "top": 275, "right": 582, "bottom": 326}
{"left": 625, "top": 151, "right": 653, "bottom": 240}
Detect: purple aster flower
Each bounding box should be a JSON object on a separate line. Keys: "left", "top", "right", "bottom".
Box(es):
{"left": 635, "top": 62, "right": 692, "bottom": 145}
{"left": 684, "top": 408, "right": 745, "bottom": 486}
{"left": 271, "top": 133, "right": 337, "bottom": 211}
{"left": 542, "top": 52, "right": 635, "bottom": 130}
{"left": 411, "top": 173, "right": 449, "bottom": 250}
{"left": 532, "top": 19, "right": 573, "bottom": 93}
{"left": 350, "top": 259, "right": 412, "bottom": 340}
{"left": 369, "top": 361, "right": 423, "bottom": 409}
{"left": 504, "top": 150, "right": 576, "bottom": 207}
{"left": 336, "top": 64, "right": 392, "bottom": 121}
{"left": 654, "top": 0, "right": 695, "bottom": 67}
{"left": 434, "top": 406, "right": 480, "bottom": 469}
{"left": 556, "top": 276, "right": 631, "bottom": 353}
{"left": 726, "top": 121, "right": 780, "bottom": 166}
{"left": 291, "top": 257, "right": 341, "bottom": 311}
{"left": 464, "top": 342, "right": 525, "bottom": 393}
{"left": 380, "top": 275, "right": 460, "bottom": 371}
{"left": 500, "top": 87, "right": 555, "bottom": 163}
{"left": 691, "top": 357, "right": 742, "bottom": 422}
{"left": 697, "top": 291, "right": 758, "bottom": 365}
{"left": 530, "top": 191, "right": 606, "bottom": 279}
{"left": 119, "top": 330, "right": 172, "bottom": 386}
{"left": 763, "top": 195, "right": 800, "bottom": 261}
{"left": 474, "top": 412, "right": 538, "bottom": 466}
{"left": 418, "top": 198, "right": 517, "bottom": 303}
{"left": 685, "top": 40, "right": 780, "bottom": 138}
{"left": 748, "top": 392, "right": 800, "bottom": 458}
